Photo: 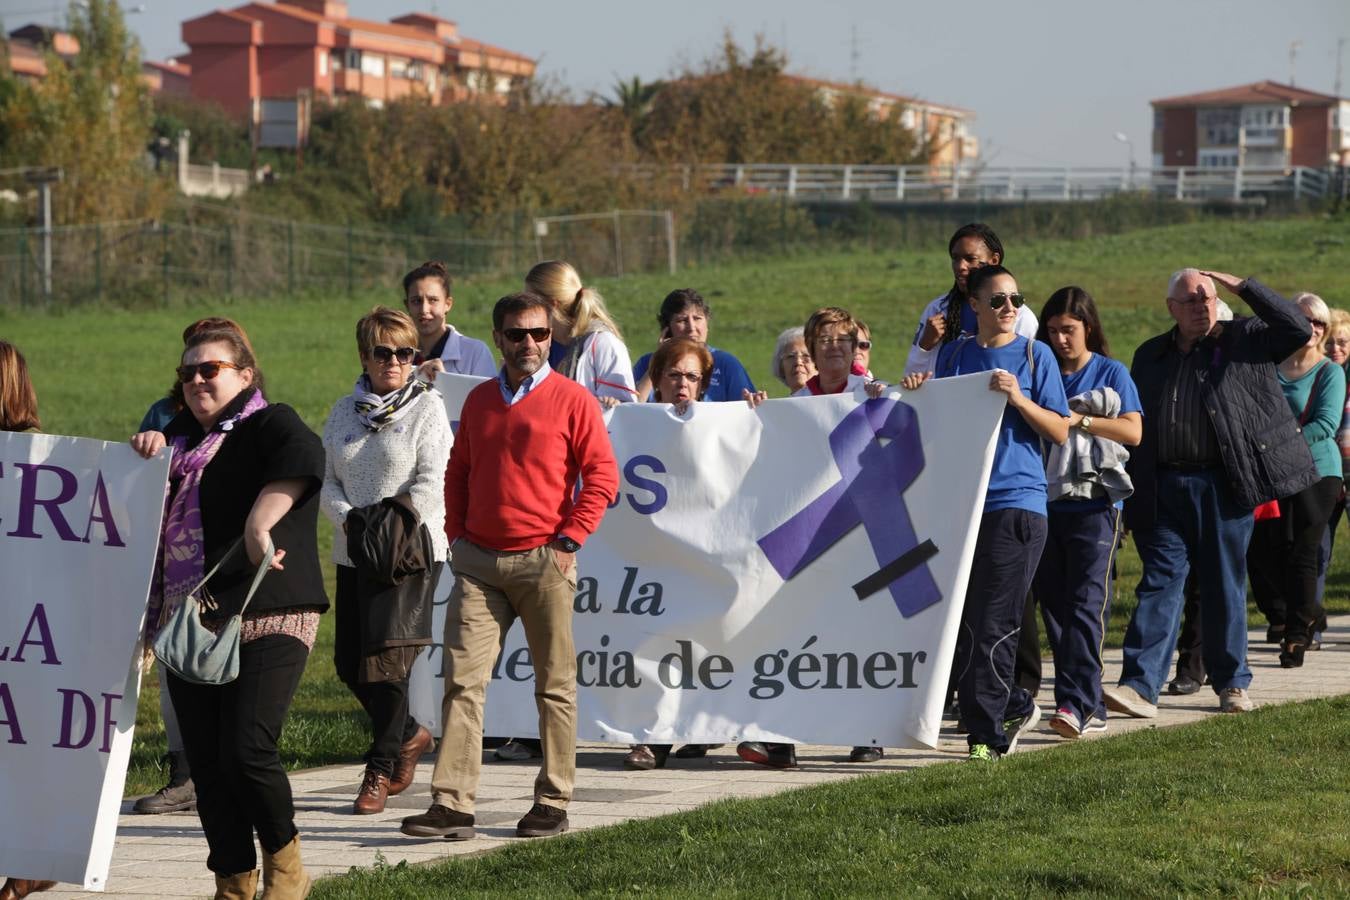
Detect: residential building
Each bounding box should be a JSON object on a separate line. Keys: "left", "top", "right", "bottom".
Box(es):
{"left": 4, "top": 24, "right": 80, "bottom": 82}
{"left": 1151, "top": 80, "right": 1350, "bottom": 169}
{"left": 142, "top": 59, "right": 193, "bottom": 97}
{"left": 786, "top": 75, "right": 979, "bottom": 170}
{"left": 179, "top": 0, "right": 535, "bottom": 120}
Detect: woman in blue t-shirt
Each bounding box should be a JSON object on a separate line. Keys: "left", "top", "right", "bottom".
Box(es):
{"left": 902, "top": 265, "right": 1071, "bottom": 761}
{"left": 1032, "top": 287, "right": 1143, "bottom": 740}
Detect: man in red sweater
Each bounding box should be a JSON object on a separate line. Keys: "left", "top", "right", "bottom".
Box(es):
{"left": 401, "top": 290, "right": 619, "bottom": 842}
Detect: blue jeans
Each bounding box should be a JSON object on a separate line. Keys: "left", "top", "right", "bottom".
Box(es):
{"left": 1119, "top": 468, "right": 1253, "bottom": 702}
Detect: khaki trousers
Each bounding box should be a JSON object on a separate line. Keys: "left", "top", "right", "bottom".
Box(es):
{"left": 430, "top": 539, "right": 578, "bottom": 813}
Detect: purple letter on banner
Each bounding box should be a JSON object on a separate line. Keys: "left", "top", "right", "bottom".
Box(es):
{"left": 757, "top": 398, "right": 940, "bottom": 617}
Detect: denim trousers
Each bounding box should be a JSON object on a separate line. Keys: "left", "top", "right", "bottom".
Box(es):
{"left": 1119, "top": 468, "right": 1253, "bottom": 702}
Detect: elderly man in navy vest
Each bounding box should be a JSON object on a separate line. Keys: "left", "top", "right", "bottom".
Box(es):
{"left": 1105, "top": 269, "right": 1316, "bottom": 717}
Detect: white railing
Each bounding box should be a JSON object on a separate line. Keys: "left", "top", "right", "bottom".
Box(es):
{"left": 180, "top": 162, "right": 251, "bottom": 199}
{"left": 627, "top": 163, "right": 1333, "bottom": 203}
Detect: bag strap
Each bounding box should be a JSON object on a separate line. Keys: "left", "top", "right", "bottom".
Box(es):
{"left": 1299, "top": 361, "right": 1329, "bottom": 426}
{"left": 190, "top": 536, "right": 275, "bottom": 615}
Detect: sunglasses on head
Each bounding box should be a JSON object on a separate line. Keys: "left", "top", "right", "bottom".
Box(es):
{"left": 370, "top": 345, "right": 417, "bottom": 364}
{"left": 988, "top": 292, "right": 1027, "bottom": 310}
{"left": 176, "top": 360, "right": 243, "bottom": 383}
{"left": 502, "top": 327, "right": 551, "bottom": 344}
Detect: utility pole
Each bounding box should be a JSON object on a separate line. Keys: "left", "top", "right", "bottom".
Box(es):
{"left": 849, "top": 24, "right": 860, "bottom": 82}
{"left": 1335, "top": 36, "right": 1347, "bottom": 98}
{"left": 1289, "top": 39, "right": 1302, "bottom": 86}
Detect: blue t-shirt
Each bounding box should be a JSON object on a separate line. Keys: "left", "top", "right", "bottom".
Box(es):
{"left": 935, "top": 335, "right": 1070, "bottom": 515}
{"left": 1049, "top": 353, "right": 1144, "bottom": 513}
{"left": 633, "top": 346, "right": 755, "bottom": 402}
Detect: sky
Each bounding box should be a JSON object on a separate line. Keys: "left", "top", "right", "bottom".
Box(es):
{"left": 4, "top": 0, "right": 1349, "bottom": 166}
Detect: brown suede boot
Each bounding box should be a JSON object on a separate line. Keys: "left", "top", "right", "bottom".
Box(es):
{"left": 212, "top": 869, "right": 258, "bottom": 900}
{"left": 261, "top": 835, "right": 311, "bottom": 900}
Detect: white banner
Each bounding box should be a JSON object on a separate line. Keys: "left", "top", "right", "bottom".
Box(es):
{"left": 0, "top": 433, "right": 169, "bottom": 890}
{"left": 410, "top": 373, "right": 1002, "bottom": 749}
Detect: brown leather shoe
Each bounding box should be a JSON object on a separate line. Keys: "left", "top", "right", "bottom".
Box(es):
{"left": 353, "top": 767, "right": 389, "bottom": 815}
{"left": 388, "top": 724, "right": 433, "bottom": 796}
{"left": 0, "top": 879, "right": 57, "bottom": 900}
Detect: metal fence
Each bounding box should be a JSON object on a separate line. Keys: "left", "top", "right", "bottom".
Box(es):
{"left": 629, "top": 163, "right": 1338, "bottom": 203}
{"left": 0, "top": 207, "right": 698, "bottom": 309}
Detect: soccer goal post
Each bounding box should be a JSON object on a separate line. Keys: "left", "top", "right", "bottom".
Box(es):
{"left": 532, "top": 209, "right": 676, "bottom": 278}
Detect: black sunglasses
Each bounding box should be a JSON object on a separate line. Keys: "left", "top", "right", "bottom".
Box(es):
{"left": 988, "top": 292, "right": 1027, "bottom": 310}
{"left": 176, "top": 360, "right": 243, "bottom": 383}
{"left": 370, "top": 345, "right": 417, "bottom": 364}
{"left": 502, "top": 327, "right": 552, "bottom": 343}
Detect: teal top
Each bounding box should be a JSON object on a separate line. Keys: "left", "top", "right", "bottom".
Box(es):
{"left": 1279, "top": 359, "right": 1346, "bottom": 479}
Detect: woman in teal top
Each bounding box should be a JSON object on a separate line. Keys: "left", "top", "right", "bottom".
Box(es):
{"left": 1258, "top": 292, "right": 1345, "bottom": 668}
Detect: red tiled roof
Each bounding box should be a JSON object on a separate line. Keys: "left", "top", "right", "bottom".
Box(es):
{"left": 1152, "top": 80, "right": 1343, "bottom": 107}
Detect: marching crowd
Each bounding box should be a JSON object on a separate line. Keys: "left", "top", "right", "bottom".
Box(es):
{"left": 0, "top": 222, "right": 1342, "bottom": 900}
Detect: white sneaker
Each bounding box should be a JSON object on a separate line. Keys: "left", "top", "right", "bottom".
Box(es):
{"left": 1218, "top": 687, "right": 1253, "bottom": 713}
{"left": 1047, "top": 707, "right": 1082, "bottom": 740}
{"left": 1003, "top": 703, "right": 1042, "bottom": 754}
{"left": 1102, "top": 684, "right": 1158, "bottom": 719}
{"left": 1080, "top": 715, "right": 1108, "bottom": 736}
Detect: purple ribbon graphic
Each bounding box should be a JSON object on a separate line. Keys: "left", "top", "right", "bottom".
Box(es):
{"left": 757, "top": 397, "right": 941, "bottom": 617}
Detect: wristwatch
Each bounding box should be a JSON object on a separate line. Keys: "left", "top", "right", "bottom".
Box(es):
{"left": 556, "top": 536, "right": 582, "bottom": 553}
{"left": 1078, "top": 416, "right": 1094, "bottom": 432}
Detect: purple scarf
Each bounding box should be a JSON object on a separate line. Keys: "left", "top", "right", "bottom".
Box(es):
{"left": 143, "top": 389, "right": 268, "bottom": 650}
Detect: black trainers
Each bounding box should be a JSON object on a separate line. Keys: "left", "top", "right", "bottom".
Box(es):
{"left": 400, "top": 804, "right": 475, "bottom": 840}
{"left": 1002, "top": 704, "right": 1042, "bottom": 754}
{"left": 516, "top": 802, "right": 568, "bottom": 837}
{"left": 736, "top": 741, "right": 798, "bottom": 768}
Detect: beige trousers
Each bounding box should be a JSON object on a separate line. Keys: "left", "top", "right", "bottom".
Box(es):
{"left": 429, "top": 539, "right": 578, "bottom": 813}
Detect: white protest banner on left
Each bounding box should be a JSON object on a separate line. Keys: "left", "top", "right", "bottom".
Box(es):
{"left": 0, "top": 432, "right": 169, "bottom": 891}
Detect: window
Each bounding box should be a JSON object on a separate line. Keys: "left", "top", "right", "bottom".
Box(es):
{"left": 360, "top": 54, "right": 385, "bottom": 78}
{"left": 319, "top": 51, "right": 328, "bottom": 77}
{"left": 344, "top": 49, "right": 361, "bottom": 70}
{"left": 1198, "top": 150, "right": 1239, "bottom": 168}
{"left": 1198, "top": 107, "right": 1239, "bottom": 145}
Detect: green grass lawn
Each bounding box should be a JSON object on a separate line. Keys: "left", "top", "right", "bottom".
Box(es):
{"left": 3, "top": 214, "right": 1349, "bottom": 794}
{"left": 306, "top": 696, "right": 1350, "bottom": 898}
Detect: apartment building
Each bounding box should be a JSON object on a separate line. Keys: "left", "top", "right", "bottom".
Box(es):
{"left": 786, "top": 75, "right": 979, "bottom": 170}
{"left": 180, "top": 0, "right": 535, "bottom": 120}
{"left": 1151, "top": 80, "right": 1350, "bottom": 169}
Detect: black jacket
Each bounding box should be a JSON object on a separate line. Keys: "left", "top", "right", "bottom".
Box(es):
{"left": 345, "top": 493, "right": 436, "bottom": 652}
{"left": 1124, "top": 278, "right": 1318, "bottom": 532}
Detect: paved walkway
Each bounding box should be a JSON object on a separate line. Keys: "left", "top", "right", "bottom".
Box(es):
{"left": 32, "top": 616, "right": 1350, "bottom": 899}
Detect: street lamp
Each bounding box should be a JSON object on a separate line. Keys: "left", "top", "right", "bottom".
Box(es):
{"left": 1113, "top": 131, "right": 1136, "bottom": 189}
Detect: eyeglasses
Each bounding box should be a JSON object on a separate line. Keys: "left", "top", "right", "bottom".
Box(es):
{"left": 1167, "top": 292, "right": 1214, "bottom": 307}
{"left": 1329, "top": 338, "right": 1350, "bottom": 348}
{"left": 176, "top": 360, "right": 243, "bottom": 383}
{"left": 1306, "top": 318, "right": 1327, "bottom": 330}
{"left": 856, "top": 340, "right": 872, "bottom": 351}
{"left": 502, "top": 327, "right": 552, "bottom": 344}
{"left": 780, "top": 351, "right": 812, "bottom": 364}
{"left": 988, "top": 292, "right": 1026, "bottom": 310}
{"left": 816, "top": 336, "right": 857, "bottom": 347}
{"left": 663, "top": 370, "right": 702, "bottom": 383}
{"left": 370, "top": 345, "right": 417, "bottom": 364}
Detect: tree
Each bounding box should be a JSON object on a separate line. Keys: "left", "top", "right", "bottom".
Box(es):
{"left": 600, "top": 76, "right": 663, "bottom": 148}
{"left": 0, "top": 0, "right": 167, "bottom": 223}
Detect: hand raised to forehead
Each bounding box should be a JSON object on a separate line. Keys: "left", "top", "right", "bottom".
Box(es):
{"left": 1199, "top": 270, "right": 1244, "bottom": 295}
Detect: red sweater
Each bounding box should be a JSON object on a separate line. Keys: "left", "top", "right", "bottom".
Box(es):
{"left": 445, "top": 372, "right": 620, "bottom": 551}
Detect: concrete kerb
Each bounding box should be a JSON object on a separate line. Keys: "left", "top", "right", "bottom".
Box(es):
{"left": 29, "top": 615, "right": 1350, "bottom": 898}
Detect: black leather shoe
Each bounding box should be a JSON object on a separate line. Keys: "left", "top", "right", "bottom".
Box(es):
{"left": 673, "top": 743, "right": 724, "bottom": 759}
{"left": 1167, "top": 674, "right": 1203, "bottom": 695}
{"left": 736, "top": 741, "right": 798, "bottom": 768}
{"left": 400, "top": 804, "right": 475, "bottom": 840}
{"left": 516, "top": 802, "right": 568, "bottom": 837}
{"left": 848, "top": 746, "right": 884, "bottom": 763}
